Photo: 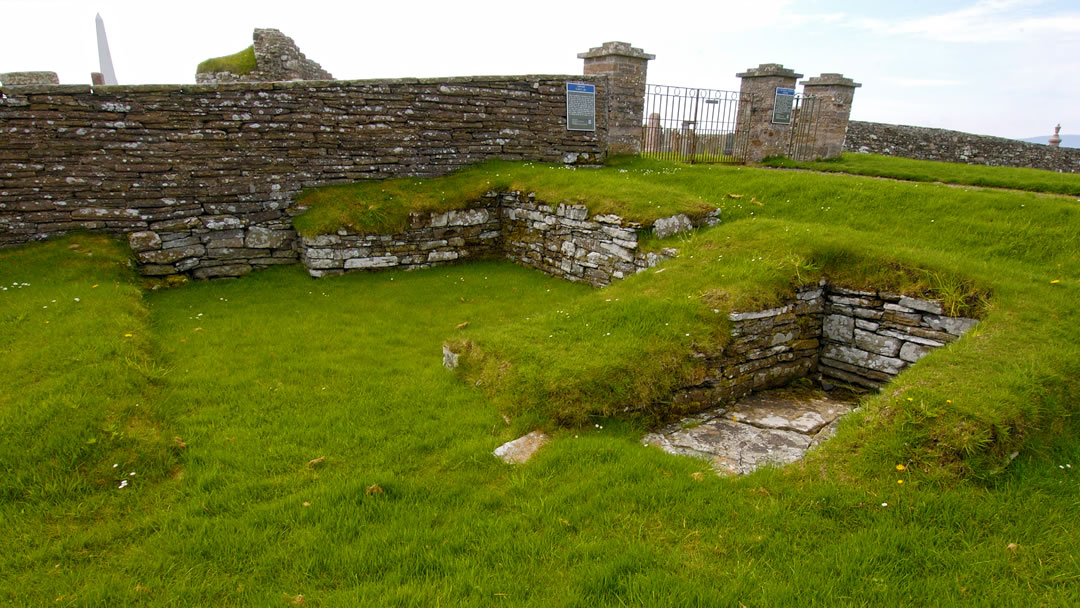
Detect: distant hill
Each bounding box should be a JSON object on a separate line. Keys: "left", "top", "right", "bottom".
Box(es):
{"left": 1018, "top": 134, "right": 1080, "bottom": 148}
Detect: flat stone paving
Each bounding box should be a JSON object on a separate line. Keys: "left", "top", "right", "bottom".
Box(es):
{"left": 642, "top": 387, "right": 859, "bottom": 475}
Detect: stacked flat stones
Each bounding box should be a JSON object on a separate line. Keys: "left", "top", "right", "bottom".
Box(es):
{"left": 670, "top": 284, "right": 978, "bottom": 413}
{"left": 0, "top": 76, "right": 608, "bottom": 278}
{"left": 297, "top": 192, "right": 716, "bottom": 287}
{"left": 846, "top": 121, "right": 1080, "bottom": 173}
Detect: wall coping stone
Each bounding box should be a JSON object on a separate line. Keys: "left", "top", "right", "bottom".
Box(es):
{"left": 736, "top": 63, "right": 803, "bottom": 79}
{"left": 800, "top": 73, "right": 861, "bottom": 88}
{"left": 1, "top": 74, "right": 608, "bottom": 97}
{"left": 577, "top": 41, "right": 655, "bottom": 60}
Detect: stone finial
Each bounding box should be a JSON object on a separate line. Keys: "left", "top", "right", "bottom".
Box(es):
{"left": 577, "top": 41, "right": 655, "bottom": 61}
{"left": 800, "top": 73, "right": 862, "bottom": 88}
{"left": 1049, "top": 124, "right": 1062, "bottom": 148}
{"left": 736, "top": 64, "right": 803, "bottom": 79}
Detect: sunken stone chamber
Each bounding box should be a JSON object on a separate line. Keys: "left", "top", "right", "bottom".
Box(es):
{"left": 672, "top": 284, "right": 978, "bottom": 409}
{"left": 298, "top": 192, "right": 717, "bottom": 287}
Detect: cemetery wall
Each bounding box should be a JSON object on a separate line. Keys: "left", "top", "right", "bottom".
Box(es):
{"left": 845, "top": 121, "right": 1080, "bottom": 173}
{"left": 0, "top": 76, "right": 609, "bottom": 277}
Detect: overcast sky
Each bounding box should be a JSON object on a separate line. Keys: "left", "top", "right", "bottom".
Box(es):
{"left": 2, "top": 0, "right": 1076, "bottom": 140}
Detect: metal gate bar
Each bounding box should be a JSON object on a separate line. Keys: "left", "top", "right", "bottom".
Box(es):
{"left": 641, "top": 84, "right": 750, "bottom": 164}
{"left": 787, "top": 94, "right": 820, "bottom": 162}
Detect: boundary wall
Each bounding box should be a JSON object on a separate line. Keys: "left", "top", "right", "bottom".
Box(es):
{"left": 845, "top": 121, "right": 1080, "bottom": 173}
{"left": 0, "top": 76, "right": 608, "bottom": 277}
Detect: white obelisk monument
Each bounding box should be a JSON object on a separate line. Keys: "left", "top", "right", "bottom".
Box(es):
{"left": 95, "top": 13, "right": 118, "bottom": 85}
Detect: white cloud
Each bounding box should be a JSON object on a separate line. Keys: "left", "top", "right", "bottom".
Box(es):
{"left": 883, "top": 77, "right": 968, "bottom": 88}
{"left": 831, "top": 0, "right": 1080, "bottom": 43}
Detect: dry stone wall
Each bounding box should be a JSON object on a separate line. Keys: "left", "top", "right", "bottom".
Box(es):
{"left": 819, "top": 288, "right": 977, "bottom": 389}
{"left": 845, "top": 121, "right": 1080, "bottom": 173}
{"left": 0, "top": 76, "right": 609, "bottom": 277}
{"left": 670, "top": 284, "right": 977, "bottom": 412}
{"left": 297, "top": 193, "right": 716, "bottom": 286}
{"left": 299, "top": 205, "right": 502, "bottom": 277}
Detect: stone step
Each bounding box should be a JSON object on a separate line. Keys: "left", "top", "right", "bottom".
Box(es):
{"left": 642, "top": 387, "right": 856, "bottom": 476}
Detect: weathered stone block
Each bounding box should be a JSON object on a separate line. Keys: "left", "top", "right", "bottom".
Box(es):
{"left": 924, "top": 315, "right": 977, "bottom": 336}
{"left": 345, "top": 256, "right": 399, "bottom": 269}
{"left": 653, "top": 214, "right": 693, "bottom": 239}
{"left": 137, "top": 244, "right": 205, "bottom": 264}
{"left": 428, "top": 250, "right": 459, "bottom": 262}
{"left": 128, "top": 230, "right": 161, "bottom": 252}
{"left": 821, "top": 344, "right": 905, "bottom": 375}
{"left": 823, "top": 314, "right": 854, "bottom": 343}
{"left": 245, "top": 226, "right": 291, "bottom": 248}
{"left": 192, "top": 263, "right": 252, "bottom": 279}
{"left": 899, "top": 342, "right": 933, "bottom": 363}
{"left": 854, "top": 328, "right": 902, "bottom": 357}
{"left": 899, "top": 296, "right": 944, "bottom": 315}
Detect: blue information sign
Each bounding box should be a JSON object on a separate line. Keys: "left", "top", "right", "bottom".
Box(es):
{"left": 772, "top": 87, "right": 796, "bottom": 125}
{"left": 566, "top": 83, "right": 596, "bottom": 131}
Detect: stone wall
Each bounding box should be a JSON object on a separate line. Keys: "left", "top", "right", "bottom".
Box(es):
{"left": 819, "top": 288, "right": 977, "bottom": 388}
{"left": 299, "top": 205, "right": 503, "bottom": 278}
{"left": 845, "top": 121, "right": 1080, "bottom": 173}
{"left": 670, "top": 284, "right": 977, "bottom": 412}
{"left": 0, "top": 76, "right": 608, "bottom": 277}
{"left": 196, "top": 28, "right": 333, "bottom": 85}
{"left": 296, "top": 193, "right": 716, "bottom": 287}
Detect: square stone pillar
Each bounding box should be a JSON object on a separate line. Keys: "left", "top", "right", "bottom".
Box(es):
{"left": 800, "top": 74, "right": 861, "bottom": 160}
{"left": 579, "top": 41, "right": 655, "bottom": 156}
{"left": 736, "top": 64, "right": 802, "bottom": 163}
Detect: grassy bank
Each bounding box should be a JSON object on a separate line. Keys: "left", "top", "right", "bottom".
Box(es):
{"left": 762, "top": 152, "right": 1080, "bottom": 195}
{"left": 196, "top": 45, "right": 256, "bottom": 76}
{"left": 2, "top": 156, "right": 1079, "bottom": 604}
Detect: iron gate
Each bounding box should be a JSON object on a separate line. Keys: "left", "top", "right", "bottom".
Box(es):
{"left": 641, "top": 84, "right": 821, "bottom": 163}
{"left": 641, "top": 85, "right": 751, "bottom": 163}
{"left": 787, "top": 93, "right": 820, "bottom": 162}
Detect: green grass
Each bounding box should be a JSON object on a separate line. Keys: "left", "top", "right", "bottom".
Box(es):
{"left": 196, "top": 45, "right": 257, "bottom": 75}
{"left": 762, "top": 152, "right": 1080, "bottom": 196}
{"left": 3, "top": 157, "right": 1080, "bottom": 605}
{"left": 293, "top": 159, "right": 720, "bottom": 237}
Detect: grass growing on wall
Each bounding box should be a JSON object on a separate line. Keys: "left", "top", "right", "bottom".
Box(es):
{"left": 196, "top": 45, "right": 256, "bottom": 75}
{"left": 762, "top": 152, "right": 1080, "bottom": 195}
{"left": 3, "top": 156, "right": 1080, "bottom": 605}
{"left": 292, "top": 159, "right": 720, "bottom": 237}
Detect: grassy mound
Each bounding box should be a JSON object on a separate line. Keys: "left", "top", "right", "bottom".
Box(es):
{"left": 762, "top": 152, "right": 1080, "bottom": 195}
{"left": 2, "top": 157, "right": 1079, "bottom": 604}
{"left": 196, "top": 45, "right": 256, "bottom": 75}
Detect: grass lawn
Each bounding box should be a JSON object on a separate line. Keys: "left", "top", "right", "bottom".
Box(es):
{"left": 2, "top": 156, "right": 1079, "bottom": 605}
{"left": 762, "top": 152, "right": 1080, "bottom": 196}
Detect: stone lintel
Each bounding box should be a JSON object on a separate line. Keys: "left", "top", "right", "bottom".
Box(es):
{"left": 736, "top": 63, "right": 803, "bottom": 79}
{"left": 578, "top": 41, "right": 655, "bottom": 61}
{"left": 801, "top": 73, "right": 862, "bottom": 88}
